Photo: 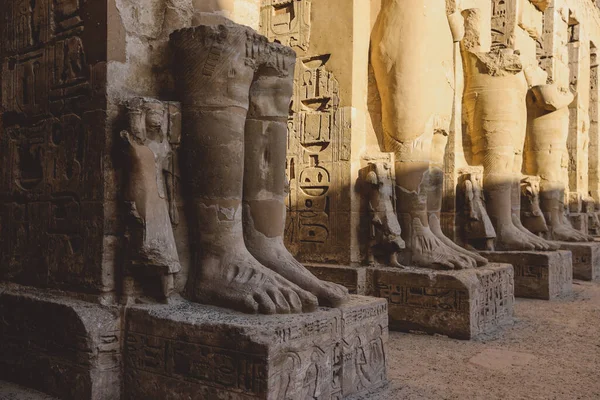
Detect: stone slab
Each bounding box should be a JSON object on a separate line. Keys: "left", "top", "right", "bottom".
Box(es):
{"left": 557, "top": 242, "right": 600, "bottom": 281}
{"left": 368, "top": 264, "right": 515, "bottom": 340}
{"left": 0, "top": 381, "right": 60, "bottom": 400}
{"left": 305, "top": 264, "right": 369, "bottom": 295}
{"left": 479, "top": 251, "right": 573, "bottom": 300}
{"left": 124, "top": 295, "right": 388, "bottom": 400}
{"left": 0, "top": 284, "right": 122, "bottom": 400}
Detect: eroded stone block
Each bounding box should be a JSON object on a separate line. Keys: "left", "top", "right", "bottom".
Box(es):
{"left": 124, "top": 295, "right": 387, "bottom": 400}
{"left": 369, "top": 264, "right": 515, "bottom": 340}
{"left": 480, "top": 250, "right": 573, "bottom": 299}
{"left": 305, "top": 264, "right": 369, "bottom": 295}
{"left": 557, "top": 242, "right": 600, "bottom": 281}
{"left": 0, "top": 284, "right": 121, "bottom": 400}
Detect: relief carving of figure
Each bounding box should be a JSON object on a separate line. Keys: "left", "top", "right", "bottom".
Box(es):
{"left": 520, "top": 175, "right": 549, "bottom": 235}
{"left": 371, "top": 0, "right": 487, "bottom": 269}
{"left": 361, "top": 161, "right": 405, "bottom": 267}
{"left": 457, "top": 170, "right": 496, "bottom": 251}
{"left": 170, "top": 20, "right": 348, "bottom": 314}
{"left": 121, "top": 97, "right": 181, "bottom": 299}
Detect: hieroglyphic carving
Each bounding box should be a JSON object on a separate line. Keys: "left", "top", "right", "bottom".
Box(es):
{"left": 274, "top": 316, "right": 337, "bottom": 344}
{"left": 548, "top": 255, "right": 572, "bottom": 297}
{"left": 0, "top": 0, "right": 107, "bottom": 291}
{"left": 514, "top": 264, "right": 544, "bottom": 279}
{"left": 125, "top": 331, "right": 269, "bottom": 396}
{"left": 285, "top": 55, "right": 352, "bottom": 263}
{"left": 124, "top": 297, "right": 387, "bottom": 399}
{"left": 472, "top": 267, "right": 514, "bottom": 332}
{"left": 491, "top": 0, "right": 518, "bottom": 49}
{"left": 260, "top": 0, "right": 311, "bottom": 51}
{"left": 342, "top": 330, "right": 386, "bottom": 395}
{"left": 378, "top": 283, "right": 469, "bottom": 312}
{"left": 340, "top": 300, "right": 387, "bottom": 397}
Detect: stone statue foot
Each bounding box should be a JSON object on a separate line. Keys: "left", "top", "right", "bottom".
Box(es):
{"left": 411, "top": 218, "right": 477, "bottom": 270}
{"left": 552, "top": 224, "right": 593, "bottom": 242}
{"left": 512, "top": 214, "right": 559, "bottom": 251}
{"left": 495, "top": 224, "right": 538, "bottom": 251}
{"left": 248, "top": 242, "right": 349, "bottom": 308}
{"left": 191, "top": 248, "right": 319, "bottom": 314}
{"left": 429, "top": 214, "right": 489, "bottom": 266}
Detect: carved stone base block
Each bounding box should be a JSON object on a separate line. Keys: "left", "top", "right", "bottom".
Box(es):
{"left": 369, "top": 264, "right": 515, "bottom": 339}
{"left": 0, "top": 284, "right": 122, "bottom": 400}
{"left": 557, "top": 242, "right": 600, "bottom": 281}
{"left": 479, "top": 251, "right": 573, "bottom": 300}
{"left": 124, "top": 296, "right": 388, "bottom": 400}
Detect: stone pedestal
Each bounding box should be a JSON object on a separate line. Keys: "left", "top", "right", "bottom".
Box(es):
{"left": 479, "top": 251, "right": 573, "bottom": 299}
{"left": 557, "top": 242, "right": 600, "bottom": 281}
{"left": 306, "top": 264, "right": 370, "bottom": 295}
{"left": 368, "top": 264, "right": 514, "bottom": 340}
{"left": 306, "top": 263, "right": 515, "bottom": 340}
{"left": 124, "top": 295, "right": 388, "bottom": 400}
{"left": 0, "top": 284, "right": 122, "bottom": 400}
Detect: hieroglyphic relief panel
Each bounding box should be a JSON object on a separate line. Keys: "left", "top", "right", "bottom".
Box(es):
{"left": 0, "top": 0, "right": 108, "bottom": 292}
{"left": 491, "top": 0, "right": 518, "bottom": 48}
{"left": 471, "top": 267, "right": 514, "bottom": 333}
{"left": 340, "top": 301, "right": 387, "bottom": 398}
{"left": 260, "top": 0, "right": 311, "bottom": 51}
{"left": 548, "top": 252, "right": 572, "bottom": 298}
{"left": 125, "top": 332, "right": 269, "bottom": 396}
{"left": 377, "top": 283, "right": 470, "bottom": 313}
{"left": 124, "top": 298, "right": 387, "bottom": 400}
{"left": 285, "top": 55, "right": 352, "bottom": 263}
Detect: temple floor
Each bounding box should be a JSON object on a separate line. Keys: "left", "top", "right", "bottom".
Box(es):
{"left": 1, "top": 281, "right": 599, "bottom": 400}
{"left": 352, "top": 280, "right": 600, "bottom": 400}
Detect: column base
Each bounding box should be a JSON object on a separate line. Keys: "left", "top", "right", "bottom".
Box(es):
{"left": 479, "top": 251, "right": 573, "bottom": 299}
{"left": 124, "top": 295, "right": 388, "bottom": 399}
{"left": 557, "top": 242, "right": 600, "bottom": 280}
{"left": 368, "top": 264, "right": 515, "bottom": 339}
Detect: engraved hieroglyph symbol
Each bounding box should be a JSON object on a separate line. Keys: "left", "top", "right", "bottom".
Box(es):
{"left": 285, "top": 54, "right": 350, "bottom": 258}
{"left": 272, "top": 352, "right": 301, "bottom": 399}
{"left": 260, "top": 0, "right": 312, "bottom": 50}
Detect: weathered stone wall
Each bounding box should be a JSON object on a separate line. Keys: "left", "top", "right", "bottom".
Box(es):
{"left": 0, "top": 0, "right": 110, "bottom": 296}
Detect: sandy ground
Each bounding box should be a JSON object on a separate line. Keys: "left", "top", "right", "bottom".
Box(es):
{"left": 352, "top": 280, "right": 600, "bottom": 400}
{"left": 1, "top": 281, "right": 599, "bottom": 400}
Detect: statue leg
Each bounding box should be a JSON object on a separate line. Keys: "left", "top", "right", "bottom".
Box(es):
{"left": 472, "top": 119, "right": 540, "bottom": 250}
{"left": 527, "top": 108, "right": 591, "bottom": 241}
{"left": 427, "top": 126, "right": 489, "bottom": 265}
{"left": 242, "top": 57, "right": 349, "bottom": 308}
{"left": 511, "top": 149, "right": 558, "bottom": 250}
{"left": 389, "top": 131, "right": 476, "bottom": 270}
{"left": 172, "top": 24, "right": 318, "bottom": 314}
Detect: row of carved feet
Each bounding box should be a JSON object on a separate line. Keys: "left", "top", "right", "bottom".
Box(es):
{"left": 393, "top": 214, "right": 596, "bottom": 271}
